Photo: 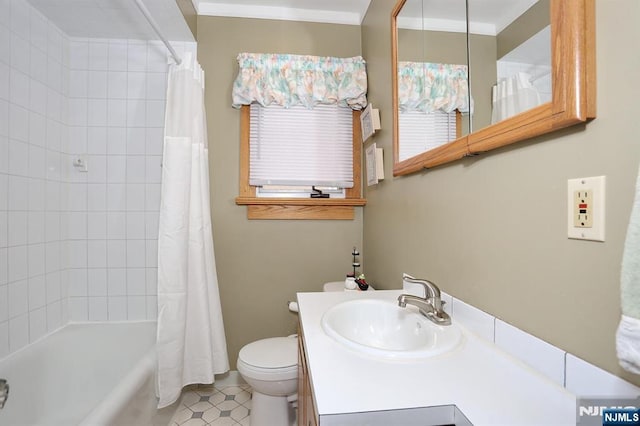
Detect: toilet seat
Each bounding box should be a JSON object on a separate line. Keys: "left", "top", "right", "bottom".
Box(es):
{"left": 237, "top": 337, "right": 298, "bottom": 381}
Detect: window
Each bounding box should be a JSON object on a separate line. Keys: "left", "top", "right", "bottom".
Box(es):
{"left": 236, "top": 105, "right": 365, "bottom": 220}
{"left": 231, "top": 52, "right": 368, "bottom": 220}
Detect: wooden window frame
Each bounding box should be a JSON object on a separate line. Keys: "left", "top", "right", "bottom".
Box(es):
{"left": 235, "top": 105, "right": 366, "bottom": 220}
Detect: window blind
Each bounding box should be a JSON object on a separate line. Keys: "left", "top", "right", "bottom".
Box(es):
{"left": 249, "top": 104, "right": 354, "bottom": 188}
{"left": 398, "top": 110, "right": 457, "bottom": 162}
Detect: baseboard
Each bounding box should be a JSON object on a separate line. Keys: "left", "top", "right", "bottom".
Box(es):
{"left": 214, "top": 370, "right": 247, "bottom": 387}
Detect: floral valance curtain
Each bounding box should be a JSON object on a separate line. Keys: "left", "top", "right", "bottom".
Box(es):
{"left": 398, "top": 61, "right": 471, "bottom": 114}
{"left": 232, "top": 53, "right": 368, "bottom": 110}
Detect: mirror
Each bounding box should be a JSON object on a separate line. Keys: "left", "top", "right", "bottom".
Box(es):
{"left": 392, "top": 0, "right": 595, "bottom": 176}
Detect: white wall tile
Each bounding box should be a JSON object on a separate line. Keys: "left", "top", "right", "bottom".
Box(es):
{"left": 0, "top": 212, "right": 6, "bottom": 248}
{"left": 127, "top": 240, "right": 145, "bottom": 267}
{"left": 107, "top": 99, "right": 127, "bottom": 127}
{"left": 147, "top": 42, "right": 168, "bottom": 73}
{"left": 0, "top": 62, "right": 8, "bottom": 101}
{"left": 9, "top": 139, "right": 29, "bottom": 176}
{"left": 87, "top": 99, "right": 107, "bottom": 127}
{"left": 452, "top": 298, "right": 495, "bottom": 342}
{"left": 145, "top": 239, "right": 157, "bottom": 268}
{"left": 29, "top": 112, "right": 46, "bottom": 147}
{"left": 127, "top": 72, "right": 146, "bottom": 100}
{"left": 566, "top": 354, "right": 640, "bottom": 397}
{"left": 145, "top": 268, "right": 157, "bottom": 295}
{"left": 127, "top": 156, "right": 145, "bottom": 183}
{"left": 68, "top": 270, "right": 87, "bottom": 300}
{"left": 0, "top": 174, "right": 6, "bottom": 210}
{"left": 68, "top": 98, "right": 88, "bottom": 126}
{"left": 126, "top": 127, "right": 145, "bottom": 155}
{"left": 30, "top": 47, "right": 48, "bottom": 84}
{"left": 87, "top": 155, "right": 107, "bottom": 183}
{"left": 107, "top": 71, "right": 127, "bottom": 99}
{"left": 87, "top": 70, "right": 108, "bottom": 99}
{"left": 67, "top": 211, "right": 87, "bottom": 239}
{"left": 8, "top": 176, "right": 28, "bottom": 210}
{"left": 107, "top": 240, "right": 126, "bottom": 267}
{"left": 9, "top": 313, "right": 29, "bottom": 352}
{"left": 27, "top": 243, "right": 45, "bottom": 277}
{"left": 126, "top": 268, "right": 146, "bottom": 295}
{"left": 9, "top": 105, "right": 29, "bottom": 143}
{"left": 145, "top": 100, "right": 164, "bottom": 127}
{"left": 126, "top": 183, "right": 145, "bottom": 211}
{"left": 494, "top": 319, "right": 566, "bottom": 387}
{"left": 45, "top": 242, "right": 60, "bottom": 274}
{"left": 69, "top": 70, "right": 88, "bottom": 98}
{"left": 146, "top": 295, "right": 156, "bottom": 320}
{"left": 126, "top": 212, "right": 145, "bottom": 239}
{"left": 28, "top": 211, "right": 45, "bottom": 244}
{"left": 0, "top": 137, "right": 8, "bottom": 173}
{"left": 108, "top": 42, "right": 127, "bottom": 71}
{"left": 46, "top": 300, "right": 62, "bottom": 331}
{"left": 108, "top": 295, "right": 127, "bottom": 320}
{"left": 127, "top": 295, "right": 146, "bottom": 320}
{"left": 107, "top": 127, "right": 126, "bottom": 154}
{"left": 69, "top": 40, "right": 89, "bottom": 70}
{"left": 108, "top": 268, "right": 126, "bottom": 296}
{"left": 68, "top": 240, "right": 87, "bottom": 268}
{"left": 107, "top": 155, "right": 126, "bottom": 183}
{"left": 28, "top": 274, "right": 46, "bottom": 310}
{"left": 0, "top": 249, "right": 7, "bottom": 286}
{"left": 88, "top": 41, "right": 108, "bottom": 71}
{"left": 88, "top": 296, "right": 107, "bottom": 321}
{"left": 145, "top": 156, "right": 162, "bottom": 183}
{"left": 29, "top": 79, "right": 47, "bottom": 116}
{"left": 28, "top": 306, "right": 47, "bottom": 342}
{"left": 68, "top": 296, "right": 88, "bottom": 321}
{"left": 0, "top": 100, "right": 9, "bottom": 138}
{"left": 26, "top": 178, "right": 45, "bottom": 211}
{"left": 68, "top": 183, "right": 87, "bottom": 211}
{"left": 0, "top": 321, "right": 8, "bottom": 358}
{"left": 29, "top": 145, "right": 46, "bottom": 179}
{"left": 45, "top": 212, "right": 60, "bottom": 242}
{"left": 107, "top": 183, "right": 126, "bottom": 211}
{"left": 0, "top": 26, "right": 8, "bottom": 66}
{"left": 126, "top": 99, "right": 146, "bottom": 127}
{"left": 146, "top": 72, "right": 166, "bottom": 100}
{"left": 30, "top": 11, "right": 48, "bottom": 54}
{"left": 88, "top": 268, "right": 107, "bottom": 296}
{"left": 8, "top": 279, "right": 28, "bottom": 318}
{"left": 107, "top": 212, "right": 126, "bottom": 239}
{"left": 87, "top": 183, "right": 107, "bottom": 211}
{"left": 8, "top": 211, "right": 28, "bottom": 246}
{"left": 88, "top": 127, "right": 107, "bottom": 155}
{"left": 87, "top": 212, "right": 106, "bottom": 240}
{"left": 45, "top": 271, "right": 61, "bottom": 303}
{"left": 145, "top": 183, "right": 161, "bottom": 212}
{"left": 10, "top": 34, "right": 30, "bottom": 75}
{"left": 88, "top": 240, "right": 107, "bottom": 268}
{"left": 127, "top": 43, "right": 147, "bottom": 72}
{"left": 0, "top": 285, "right": 7, "bottom": 320}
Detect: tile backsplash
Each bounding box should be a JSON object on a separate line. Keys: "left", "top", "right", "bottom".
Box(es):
{"left": 444, "top": 291, "right": 640, "bottom": 397}
{"left": 0, "top": 0, "right": 196, "bottom": 359}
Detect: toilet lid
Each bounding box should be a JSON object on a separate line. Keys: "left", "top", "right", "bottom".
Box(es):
{"left": 239, "top": 337, "right": 297, "bottom": 369}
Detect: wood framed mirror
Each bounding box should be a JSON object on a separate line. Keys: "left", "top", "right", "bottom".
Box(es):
{"left": 392, "top": 0, "right": 596, "bottom": 176}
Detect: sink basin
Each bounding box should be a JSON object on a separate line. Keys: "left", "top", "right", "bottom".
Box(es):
{"left": 321, "top": 298, "right": 463, "bottom": 360}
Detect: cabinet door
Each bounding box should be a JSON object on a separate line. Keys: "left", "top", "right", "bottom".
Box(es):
{"left": 298, "top": 327, "right": 318, "bottom": 426}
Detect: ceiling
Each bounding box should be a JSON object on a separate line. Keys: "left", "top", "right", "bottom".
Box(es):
{"left": 26, "top": 0, "right": 540, "bottom": 41}
{"left": 26, "top": 0, "right": 195, "bottom": 41}
{"left": 194, "top": 0, "right": 372, "bottom": 26}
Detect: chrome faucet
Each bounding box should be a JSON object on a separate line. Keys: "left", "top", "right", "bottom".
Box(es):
{"left": 0, "top": 379, "right": 8, "bottom": 409}
{"left": 398, "top": 276, "right": 451, "bottom": 325}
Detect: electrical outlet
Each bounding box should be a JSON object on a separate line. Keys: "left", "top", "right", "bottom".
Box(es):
{"left": 567, "top": 176, "right": 605, "bottom": 241}
{"left": 573, "top": 189, "right": 593, "bottom": 227}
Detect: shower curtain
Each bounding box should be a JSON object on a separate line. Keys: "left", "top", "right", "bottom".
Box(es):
{"left": 156, "top": 52, "right": 229, "bottom": 409}
{"left": 491, "top": 72, "right": 541, "bottom": 124}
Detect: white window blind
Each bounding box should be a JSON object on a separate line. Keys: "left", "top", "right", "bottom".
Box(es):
{"left": 249, "top": 103, "right": 353, "bottom": 188}
{"left": 398, "top": 111, "right": 457, "bottom": 162}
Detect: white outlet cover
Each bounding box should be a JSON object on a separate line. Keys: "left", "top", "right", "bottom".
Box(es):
{"left": 567, "top": 176, "right": 606, "bottom": 241}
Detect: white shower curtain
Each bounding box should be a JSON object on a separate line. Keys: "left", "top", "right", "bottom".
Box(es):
{"left": 491, "top": 72, "right": 541, "bottom": 124}
{"left": 156, "top": 52, "right": 229, "bottom": 409}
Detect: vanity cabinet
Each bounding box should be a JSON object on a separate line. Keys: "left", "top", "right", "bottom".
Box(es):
{"left": 298, "top": 326, "right": 318, "bottom": 426}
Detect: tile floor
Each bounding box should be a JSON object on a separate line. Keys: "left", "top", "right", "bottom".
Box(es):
{"left": 169, "top": 384, "right": 252, "bottom": 426}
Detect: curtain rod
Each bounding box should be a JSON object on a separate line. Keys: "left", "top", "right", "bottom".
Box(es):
{"left": 132, "top": 0, "right": 182, "bottom": 65}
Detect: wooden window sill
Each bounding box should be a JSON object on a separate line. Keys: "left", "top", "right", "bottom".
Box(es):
{"left": 235, "top": 197, "right": 367, "bottom": 220}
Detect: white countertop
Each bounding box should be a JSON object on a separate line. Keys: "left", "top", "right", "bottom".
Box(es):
{"left": 297, "top": 290, "right": 577, "bottom": 426}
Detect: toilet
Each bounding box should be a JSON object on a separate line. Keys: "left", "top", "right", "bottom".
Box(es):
{"left": 237, "top": 281, "right": 374, "bottom": 426}
{"left": 237, "top": 335, "right": 298, "bottom": 426}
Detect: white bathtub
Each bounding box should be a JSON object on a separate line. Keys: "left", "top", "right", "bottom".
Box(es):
{"left": 0, "top": 321, "right": 176, "bottom": 426}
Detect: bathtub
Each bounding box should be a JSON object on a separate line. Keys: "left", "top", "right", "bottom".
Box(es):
{"left": 0, "top": 321, "right": 176, "bottom": 426}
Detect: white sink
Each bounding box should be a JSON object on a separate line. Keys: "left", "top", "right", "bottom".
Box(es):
{"left": 321, "top": 298, "right": 463, "bottom": 360}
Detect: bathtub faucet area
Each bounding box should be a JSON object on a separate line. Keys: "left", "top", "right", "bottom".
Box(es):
{"left": 398, "top": 276, "right": 451, "bottom": 326}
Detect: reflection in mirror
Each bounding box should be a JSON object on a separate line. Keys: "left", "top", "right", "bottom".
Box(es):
{"left": 467, "top": 0, "right": 551, "bottom": 131}
{"left": 396, "top": 0, "right": 470, "bottom": 162}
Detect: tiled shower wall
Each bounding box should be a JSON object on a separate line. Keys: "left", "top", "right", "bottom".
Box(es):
{"left": 0, "top": 0, "right": 196, "bottom": 358}
{"left": 0, "top": 0, "right": 71, "bottom": 357}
